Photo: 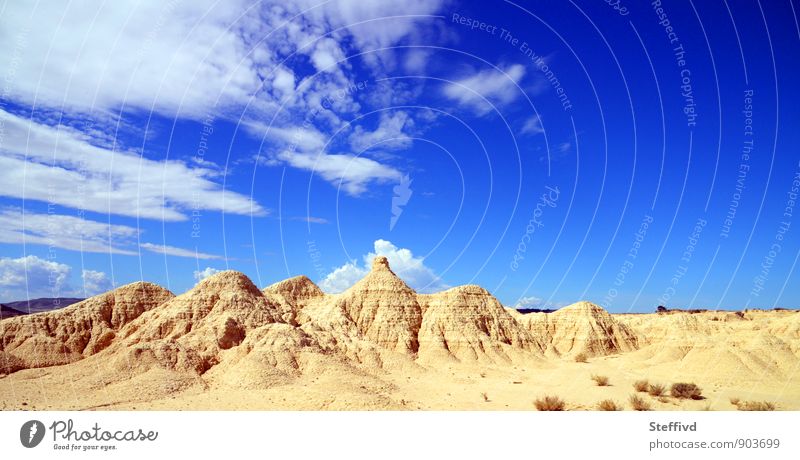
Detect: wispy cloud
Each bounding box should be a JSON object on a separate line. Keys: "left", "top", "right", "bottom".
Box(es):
{"left": 289, "top": 216, "right": 329, "bottom": 224}
{"left": 276, "top": 150, "right": 403, "bottom": 196}
{"left": 521, "top": 115, "right": 544, "bottom": 135}
{"left": 0, "top": 208, "right": 138, "bottom": 255}
{"left": 0, "top": 0, "right": 449, "bottom": 217}
{"left": 443, "top": 64, "right": 527, "bottom": 115}
{"left": 0, "top": 109, "right": 266, "bottom": 221}
{"left": 140, "top": 243, "right": 221, "bottom": 260}
{"left": 348, "top": 111, "right": 414, "bottom": 152}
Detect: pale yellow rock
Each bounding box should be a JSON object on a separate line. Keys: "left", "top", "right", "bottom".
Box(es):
{"left": 418, "top": 285, "right": 543, "bottom": 363}
{"left": 0, "top": 282, "right": 173, "bottom": 373}
{"left": 0, "top": 257, "right": 798, "bottom": 411}
{"left": 517, "top": 301, "right": 640, "bottom": 357}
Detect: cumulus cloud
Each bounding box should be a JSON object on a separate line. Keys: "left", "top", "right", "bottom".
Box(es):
{"left": 319, "top": 239, "right": 447, "bottom": 293}
{"left": 0, "top": 255, "right": 72, "bottom": 301}
{"left": 0, "top": 255, "right": 116, "bottom": 301}
{"left": 443, "top": 64, "right": 527, "bottom": 115}
{"left": 140, "top": 243, "right": 221, "bottom": 260}
{"left": 513, "top": 296, "right": 543, "bottom": 309}
{"left": 194, "top": 267, "right": 222, "bottom": 282}
{"left": 0, "top": 208, "right": 139, "bottom": 255}
{"left": 511, "top": 295, "right": 563, "bottom": 310}
{"left": 81, "top": 270, "right": 113, "bottom": 296}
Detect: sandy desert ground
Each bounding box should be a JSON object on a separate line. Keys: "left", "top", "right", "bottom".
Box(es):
{"left": 1, "top": 256, "right": 798, "bottom": 411}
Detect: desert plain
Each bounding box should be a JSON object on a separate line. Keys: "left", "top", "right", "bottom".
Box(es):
{"left": 1, "top": 256, "right": 798, "bottom": 411}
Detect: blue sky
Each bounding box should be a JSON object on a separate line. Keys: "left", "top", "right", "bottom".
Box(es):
{"left": 0, "top": 0, "right": 798, "bottom": 312}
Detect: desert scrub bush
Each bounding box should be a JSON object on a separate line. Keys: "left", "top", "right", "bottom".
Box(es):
{"left": 630, "top": 394, "right": 651, "bottom": 411}
{"left": 633, "top": 380, "right": 649, "bottom": 392}
{"left": 647, "top": 383, "right": 666, "bottom": 397}
{"left": 729, "top": 397, "right": 740, "bottom": 406}
{"left": 670, "top": 382, "right": 702, "bottom": 400}
{"left": 591, "top": 374, "right": 610, "bottom": 386}
{"left": 534, "top": 395, "right": 566, "bottom": 411}
{"left": 735, "top": 400, "right": 776, "bottom": 411}
{"left": 597, "top": 399, "right": 622, "bottom": 411}
{"left": 481, "top": 392, "right": 489, "bottom": 402}
{"left": 574, "top": 353, "right": 588, "bottom": 363}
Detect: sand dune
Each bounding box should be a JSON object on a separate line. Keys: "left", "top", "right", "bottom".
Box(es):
{"left": 1, "top": 257, "right": 798, "bottom": 410}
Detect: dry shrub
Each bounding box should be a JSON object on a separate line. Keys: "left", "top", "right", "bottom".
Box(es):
{"left": 633, "top": 380, "right": 649, "bottom": 392}
{"left": 671, "top": 382, "right": 702, "bottom": 400}
{"left": 736, "top": 400, "right": 776, "bottom": 411}
{"left": 630, "top": 394, "right": 651, "bottom": 411}
{"left": 648, "top": 383, "right": 666, "bottom": 397}
{"left": 729, "top": 397, "right": 740, "bottom": 406}
{"left": 481, "top": 392, "right": 489, "bottom": 402}
{"left": 574, "top": 353, "right": 588, "bottom": 363}
{"left": 535, "top": 395, "right": 566, "bottom": 411}
{"left": 597, "top": 399, "right": 622, "bottom": 411}
{"left": 591, "top": 374, "right": 610, "bottom": 386}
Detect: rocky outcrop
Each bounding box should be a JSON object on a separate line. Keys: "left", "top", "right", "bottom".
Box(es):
{"left": 0, "top": 282, "right": 174, "bottom": 373}
{"left": 330, "top": 256, "right": 423, "bottom": 353}
{"left": 263, "top": 275, "right": 324, "bottom": 324}
{"left": 418, "top": 285, "right": 543, "bottom": 362}
{"left": 110, "top": 271, "right": 289, "bottom": 374}
{"left": 519, "top": 301, "right": 640, "bottom": 357}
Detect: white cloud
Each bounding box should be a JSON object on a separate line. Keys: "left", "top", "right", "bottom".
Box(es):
{"left": 302, "top": 0, "right": 448, "bottom": 61}
{"left": 0, "top": 1, "right": 449, "bottom": 209}
{"left": 194, "top": 267, "right": 222, "bottom": 282}
{"left": 348, "top": 111, "right": 414, "bottom": 152}
{"left": 310, "top": 38, "right": 347, "bottom": 73}
{"left": 289, "top": 216, "right": 329, "bottom": 224}
{"left": 140, "top": 243, "right": 221, "bottom": 260}
{"left": 319, "top": 239, "right": 447, "bottom": 293}
{"left": 404, "top": 49, "right": 432, "bottom": 73}
{"left": 521, "top": 115, "right": 544, "bottom": 135}
{"left": 0, "top": 0, "right": 447, "bottom": 121}
{"left": 319, "top": 261, "right": 366, "bottom": 293}
{"left": 0, "top": 208, "right": 139, "bottom": 255}
{"left": 272, "top": 66, "right": 296, "bottom": 98}
{"left": 0, "top": 109, "right": 266, "bottom": 221}
{"left": 443, "top": 64, "right": 526, "bottom": 115}
{"left": 0, "top": 255, "right": 115, "bottom": 300}
{"left": 81, "top": 270, "right": 113, "bottom": 296}
{"left": 0, "top": 255, "right": 72, "bottom": 301}
{"left": 513, "top": 296, "right": 543, "bottom": 309}
{"left": 277, "top": 151, "right": 402, "bottom": 196}
{"left": 0, "top": 1, "right": 264, "bottom": 119}
{"left": 557, "top": 142, "right": 571, "bottom": 153}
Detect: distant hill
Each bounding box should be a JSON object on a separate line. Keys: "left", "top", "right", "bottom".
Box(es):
{"left": 0, "top": 304, "right": 27, "bottom": 319}
{"left": 0, "top": 298, "right": 84, "bottom": 318}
